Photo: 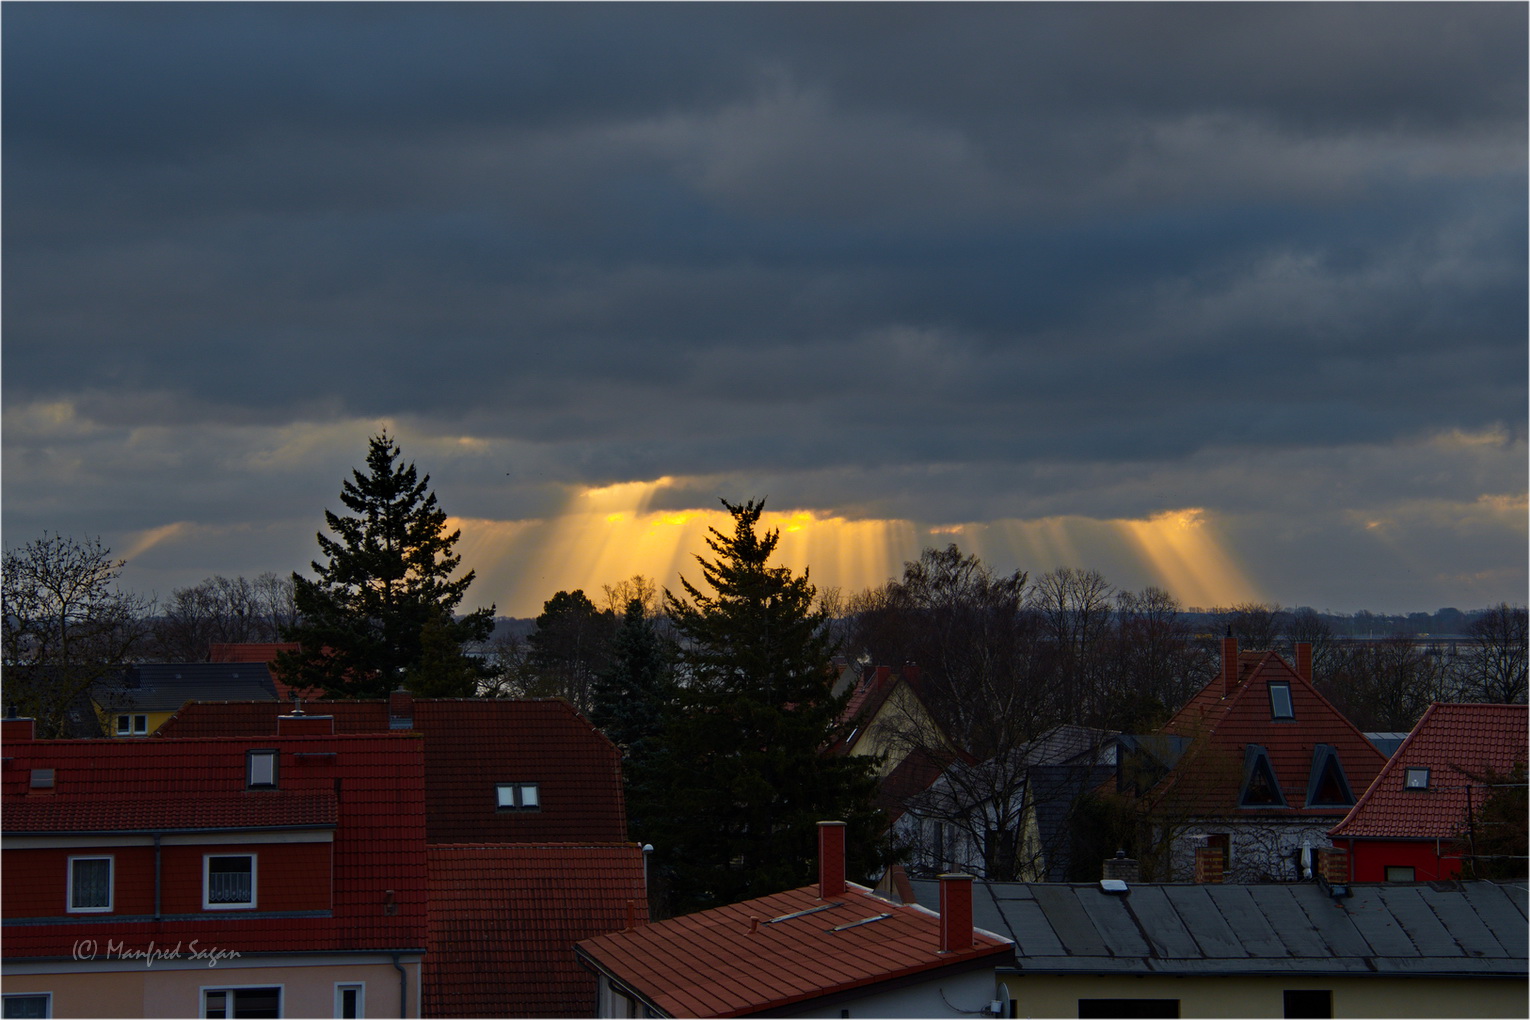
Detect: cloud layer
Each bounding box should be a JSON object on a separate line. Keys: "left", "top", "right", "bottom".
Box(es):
{"left": 4, "top": 4, "right": 1525, "bottom": 616}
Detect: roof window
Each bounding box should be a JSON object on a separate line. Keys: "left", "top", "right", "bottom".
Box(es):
{"left": 1268, "top": 682, "right": 1294, "bottom": 720}
{"left": 29, "top": 769, "right": 54, "bottom": 790}
{"left": 247, "top": 749, "right": 278, "bottom": 789}
{"left": 1404, "top": 767, "right": 1430, "bottom": 790}
{"left": 496, "top": 782, "right": 540, "bottom": 811}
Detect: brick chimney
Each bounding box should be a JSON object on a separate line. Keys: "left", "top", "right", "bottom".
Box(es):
{"left": 1194, "top": 846, "right": 1226, "bottom": 884}
{"left": 1315, "top": 846, "right": 1349, "bottom": 885}
{"left": 1295, "top": 642, "right": 1313, "bottom": 683}
{"left": 818, "top": 820, "right": 846, "bottom": 898}
{"left": 2, "top": 715, "right": 36, "bottom": 744}
{"left": 874, "top": 665, "right": 891, "bottom": 685}
{"left": 1102, "top": 850, "right": 1140, "bottom": 883}
{"left": 1221, "top": 633, "right": 1239, "bottom": 698}
{"left": 938, "top": 873, "right": 975, "bottom": 953}
{"left": 389, "top": 688, "right": 414, "bottom": 730}
{"left": 278, "top": 713, "right": 335, "bottom": 736}
{"left": 902, "top": 662, "right": 921, "bottom": 684}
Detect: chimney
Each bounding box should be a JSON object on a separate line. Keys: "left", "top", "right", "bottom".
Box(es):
{"left": 902, "top": 662, "right": 921, "bottom": 684}
{"left": 1315, "top": 846, "right": 1349, "bottom": 885}
{"left": 1102, "top": 850, "right": 1140, "bottom": 883}
{"left": 278, "top": 713, "right": 335, "bottom": 736}
{"left": 2, "top": 715, "right": 36, "bottom": 744}
{"left": 1295, "top": 643, "right": 1313, "bottom": 683}
{"left": 1221, "top": 632, "right": 1239, "bottom": 698}
{"left": 874, "top": 665, "right": 891, "bottom": 685}
{"left": 389, "top": 688, "right": 414, "bottom": 730}
{"left": 938, "top": 873, "right": 975, "bottom": 953}
{"left": 1194, "top": 846, "right": 1226, "bottom": 884}
{"left": 818, "top": 820, "right": 846, "bottom": 898}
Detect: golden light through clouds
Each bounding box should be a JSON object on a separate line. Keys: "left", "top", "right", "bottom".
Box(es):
{"left": 451, "top": 477, "right": 1263, "bottom": 616}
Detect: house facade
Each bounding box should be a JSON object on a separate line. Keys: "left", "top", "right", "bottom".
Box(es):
{"left": 97, "top": 663, "right": 280, "bottom": 739}
{"left": 1, "top": 712, "right": 427, "bottom": 1019}
{"left": 1117, "top": 638, "right": 1387, "bottom": 882}
{"left": 1328, "top": 702, "right": 1528, "bottom": 883}
{"left": 906, "top": 876, "right": 1528, "bottom": 1019}
{"left": 153, "top": 693, "right": 642, "bottom": 1016}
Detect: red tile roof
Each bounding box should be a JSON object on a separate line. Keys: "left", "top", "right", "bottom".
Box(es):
{"left": 1149, "top": 648, "right": 1387, "bottom": 817}
{"left": 1329, "top": 703, "right": 1528, "bottom": 841}
{"left": 576, "top": 882, "right": 1011, "bottom": 1018}
{"left": 156, "top": 698, "right": 628, "bottom": 843}
{"left": 424, "top": 843, "right": 648, "bottom": 1018}
{"left": 2, "top": 731, "right": 427, "bottom": 958}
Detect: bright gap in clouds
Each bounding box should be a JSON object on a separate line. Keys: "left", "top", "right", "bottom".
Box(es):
{"left": 452, "top": 477, "right": 1263, "bottom": 617}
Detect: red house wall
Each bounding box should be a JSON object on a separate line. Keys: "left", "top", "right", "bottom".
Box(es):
{"left": 1341, "top": 838, "right": 1461, "bottom": 883}
{"left": 4, "top": 847, "right": 158, "bottom": 918}
{"left": 158, "top": 841, "right": 331, "bottom": 914}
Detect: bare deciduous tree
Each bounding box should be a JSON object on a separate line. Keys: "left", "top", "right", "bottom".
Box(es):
{"left": 2, "top": 533, "right": 150, "bottom": 737}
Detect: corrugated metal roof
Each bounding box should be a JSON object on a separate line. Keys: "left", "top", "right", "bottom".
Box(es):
{"left": 908, "top": 878, "right": 1527, "bottom": 977}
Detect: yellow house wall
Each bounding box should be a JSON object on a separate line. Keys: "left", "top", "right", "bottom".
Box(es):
{"left": 93, "top": 705, "right": 176, "bottom": 738}
{"left": 3, "top": 957, "right": 420, "bottom": 1018}
{"left": 847, "top": 683, "right": 946, "bottom": 777}
{"left": 1001, "top": 972, "right": 1528, "bottom": 1018}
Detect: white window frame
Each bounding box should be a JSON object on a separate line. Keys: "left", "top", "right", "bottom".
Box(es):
{"left": 334, "top": 983, "right": 364, "bottom": 1019}
{"left": 201, "top": 985, "right": 282, "bottom": 1019}
{"left": 67, "top": 854, "right": 114, "bottom": 913}
{"left": 115, "top": 715, "right": 148, "bottom": 736}
{"left": 1404, "top": 767, "right": 1430, "bottom": 790}
{"left": 247, "top": 749, "right": 278, "bottom": 789}
{"left": 202, "top": 853, "right": 257, "bottom": 911}
{"left": 2, "top": 992, "right": 53, "bottom": 1019}
{"left": 1268, "top": 682, "right": 1294, "bottom": 719}
{"left": 495, "top": 782, "right": 540, "bottom": 811}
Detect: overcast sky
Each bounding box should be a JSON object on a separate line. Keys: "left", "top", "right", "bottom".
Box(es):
{"left": 4, "top": 2, "right": 1525, "bottom": 619}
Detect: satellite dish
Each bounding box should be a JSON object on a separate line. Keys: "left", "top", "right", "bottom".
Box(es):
{"left": 990, "top": 983, "right": 1012, "bottom": 1017}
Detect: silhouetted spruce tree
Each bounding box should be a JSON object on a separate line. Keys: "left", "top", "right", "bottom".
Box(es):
{"left": 279, "top": 432, "right": 493, "bottom": 698}
{"left": 646, "top": 498, "right": 887, "bottom": 915}
{"left": 592, "top": 598, "right": 676, "bottom": 848}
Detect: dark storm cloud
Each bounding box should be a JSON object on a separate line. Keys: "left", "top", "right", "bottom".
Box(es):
{"left": 4, "top": 3, "right": 1525, "bottom": 611}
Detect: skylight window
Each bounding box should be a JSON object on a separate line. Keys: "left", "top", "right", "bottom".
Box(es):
{"left": 1268, "top": 682, "right": 1294, "bottom": 720}
{"left": 1239, "top": 744, "right": 1288, "bottom": 808}
{"left": 246, "top": 749, "right": 277, "bottom": 789}
{"left": 496, "top": 783, "right": 540, "bottom": 811}
{"left": 1404, "top": 767, "right": 1430, "bottom": 790}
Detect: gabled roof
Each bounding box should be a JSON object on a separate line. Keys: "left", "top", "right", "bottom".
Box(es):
{"left": 576, "top": 881, "right": 1012, "bottom": 1018}
{"left": 1330, "top": 703, "right": 1528, "bottom": 841}
{"left": 156, "top": 697, "right": 628, "bottom": 843}
{"left": 1142, "top": 646, "right": 1386, "bottom": 817}
{"left": 1024, "top": 763, "right": 1116, "bottom": 882}
{"left": 875, "top": 746, "right": 965, "bottom": 825}
{"left": 907, "top": 878, "right": 1527, "bottom": 978}
{"left": 208, "top": 642, "right": 323, "bottom": 701}
{"left": 832, "top": 664, "right": 930, "bottom": 756}
{"left": 110, "top": 662, "right": 280, "bottom": 713}
{"left": 2, "top": 727, "right": 427, "bottom": 958}
{"left": 425, "top": 843, "right": 648, "bottom": 1018}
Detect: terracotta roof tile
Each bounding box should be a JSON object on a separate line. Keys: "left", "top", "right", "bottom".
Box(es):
{"left": 577, "top": 882, "right": 1011, "bottom": 1018}
{"left": 1147, "top": 649, "right": 1387, "bottom": 818}
{"left": 156, "top": 698, "right": 627, "bottom": 843}
{"left": 1330, "top": 703, "right": 1528, "bottom": 840}
{"left": 424, "top": 843, "right": 648, "bottom": 1017}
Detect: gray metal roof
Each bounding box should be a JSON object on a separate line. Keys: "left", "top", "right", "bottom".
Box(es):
{"left": 908, "top": 878, "right": 1528, "bottom": 978}
{"left": 117, "top": 663, "right": 279, "bottom": 712}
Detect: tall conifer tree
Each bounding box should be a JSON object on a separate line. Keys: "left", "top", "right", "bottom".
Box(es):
{"left": 647, "top": 498, "right": 886, "bottom": 915}
{"left": 279, "top": 432, "right": 494, "bottom": 698}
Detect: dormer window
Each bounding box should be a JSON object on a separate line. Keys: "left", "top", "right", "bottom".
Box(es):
{"left": 1404, "top": 767, "right": 1430, "bottom": 790}
{"left": 1305, "top": 744, "right": 1355, "bottom": 807}
{"left": 115, "top": 714, "right": 148, "bottom": 736}
{"left": 246, "top": 750, "right": 278, "bottom": 789}
{"left": 1268, "top": 682, "right": 1294, "bottom": 720}
{"left": 1240, "top": 744, "right": 1288, "bottom": 808}
{"left": 496, "top": 783, "right": 540, "bottom": 811}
